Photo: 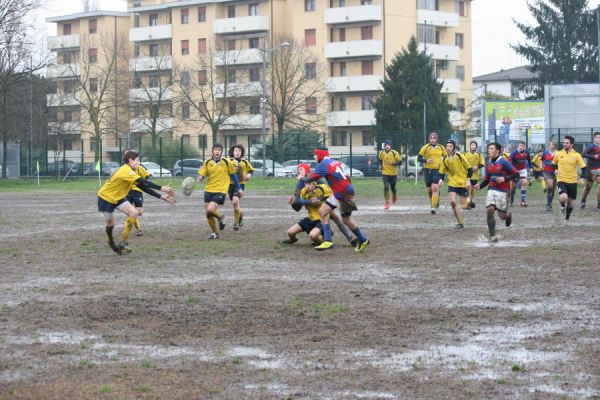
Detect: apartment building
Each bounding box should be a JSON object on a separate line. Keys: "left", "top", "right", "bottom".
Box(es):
{"left": 47, "top": 0, "right": 472, "bottom": 160}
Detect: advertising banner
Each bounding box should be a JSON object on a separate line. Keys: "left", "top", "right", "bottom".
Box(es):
{"left": 482, "top": 101, "right": 545, "bottom": 145}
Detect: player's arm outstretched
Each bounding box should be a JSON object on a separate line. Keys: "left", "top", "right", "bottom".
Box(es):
{"left": 135, "top": 178, "right": 176, "bottom": 205}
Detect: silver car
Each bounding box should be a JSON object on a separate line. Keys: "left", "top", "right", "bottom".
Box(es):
{"left": 250, "top": 160, "right": 295, "bottom": 177}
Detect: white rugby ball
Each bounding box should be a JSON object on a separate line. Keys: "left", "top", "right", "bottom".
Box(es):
{"left": 181, "top": 177, "right": 196, "bottom": 196}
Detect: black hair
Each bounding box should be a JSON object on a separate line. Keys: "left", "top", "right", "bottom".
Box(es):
{"left": 469, "top": 140, "right": 478, "bottom": 147}
{"left": 228, "top": 144, "right": 245, "bottom": 158}
{"left": 212, "top": 143, "right": 223, "bottom": 150}
{"left": 123, "top": 150, "right": 140, "bottom": 163}
{"left": 594, "top": 131, "right": 600, "bottom": 137}
{"left": 487, "top": 142, "right": 501, "bottom": 152}
{"left": 564, "top": 135, "right": 575, "bottom": 145}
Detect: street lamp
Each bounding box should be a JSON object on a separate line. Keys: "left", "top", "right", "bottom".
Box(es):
{"left": 258, "top": 41, "right": 290, "bottom": 176}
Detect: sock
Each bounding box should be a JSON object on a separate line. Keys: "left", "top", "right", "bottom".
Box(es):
{"left": 384, "top": 191, "right": 389, "bottom": 204}
{"left": 133, "top": 218, "right": 141, "bottom": 230}
{"left": 521, "top": 189, "right": 526, "bottom": 202}
{"left": 106, "top": 226, "right": 115, "bottom": 244}
{"left": 560, "top": 201, "right": 566, "bottom": 208}
{"left": 565, "top": 206, "right": 573, "bottom": 220}
{"left": 333, "top": 219, "right": 353, "bottom": 241}
{"left": 452, "top": 205, "right": 462, "bottom": 224}
{"left": 547, "top": 194, "right": 553, "bottom": 205}
{"left": 233, "top": 209, "right": 240, "bottom": 224}
{"left": 351, "top": 228, "right": 367, "bottom": 243}
{"left": 207, "top": 217, "right": 217, "bottom": 234}
{"left": 428, "top": 192, "right": 432, "bottom": 200}
{"left": 487, "top": 214, "right": 496, "bottom": 237}
{"left": 550, "top": 190, "right": 555, "bottom": 202}
{"left": 213, "top": 210, "right": 223, "bottom": 221}
{"left": 541, "top": 180, "right": 546, "bottom": 190}
{"left": 517, "top": 180, "right": 522, "bottom": 189}
{"left": 121, "top": 217, "right": 134, "bottom": 242}
{"left": 322, "top": 223, "right": 332, "bottom": 242}
{"left": 432, "top": 193, "right": 439, "bottom": 208}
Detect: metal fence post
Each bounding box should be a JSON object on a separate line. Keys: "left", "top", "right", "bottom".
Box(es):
{"left": 349, "top": 131, "right": 353, "bottom": 176}
{"left": 558, "top": 129, "right": 561, "bottom": 148}
{"left": 180, "top": 136, "right": 184, "bottom": 177}
{"left": 271, "top": 133, "right": 275, "bottom": 175}
{"left": 159, "top": 137, "right": 163, "bottom": 177}
{"left": 247, "top": 135, "right": 252, "bottom": 162}
{"left": 81, "top": 139, "right": 84, "bottom": 173}
{"left": 62, "top": 139, "right": 67, "bottom": 180}
{"left": 525, "top": 128, "right": 529, "bottom": 149}
{"left": 99, "top": 139, "right": 103, "bottom": 175}
{"left": 296, "top": 131, "right": 300, "bottom": 164}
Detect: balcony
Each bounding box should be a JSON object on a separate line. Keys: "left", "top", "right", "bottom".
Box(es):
{"left": 130, "top": 117, "right": 173, "bottom": 132}
{"left": 129, "top": 56, "right": 172, "bottom": 72}
{"left": 213, "top": 16, "right": 269, "bottom": 34}
{"left": 324, "top": 40, "right": 383, "bottom": 59}
{"left": 418, "top": 43, "right": 460, "bottom": 61}
{"left": 220, "top": 114, "right": 263, "bottom": 130}
{"left": 213, "top": 49, "right": 263, "bottom": 66}
{"left": 129, "top": 87, "right": 173, "bottom": 102}
{"left": 48, "top": 121, "right": 82, "bottom": 135}
{"left": 129, "top": 24, "right": 172, "bottom": 42}
{"left": 47, "top": 63, "right": 80, "bottom": 79}
{"left": 417, "top": 9, "right": 459, "bottom": 28}
{"left": 47, "top": 34, "right": 80, "bottom": 50}
{"left": 327, "top": 75, "right": 382, "bottom": 93}
{"left": 214, "top": 82, "right": 262, "bottom": 98}
{"left": 326, "top": 110, "right": 376, "bottom": 127}
{"left": 324, "top": 5, "right": 382, "bottom": 25}
{"left": 439, "top": 78, "right": 460, "bottom": 94}
{"left": 46, "top": 93, "right": 80, "bottom": 107}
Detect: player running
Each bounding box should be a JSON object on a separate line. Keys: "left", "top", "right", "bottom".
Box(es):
{"left": 97, "top": 150, "right": 175, "bottom": 254}
{"left": 541, "top": 141, "right": 558, "bottom": 211}
{"left": 227, "top": 144, "right": 254, "bottom": 231}
{"left": 378, "top": 140, "right": 402, "bottom": 209}
{"left": 463, "top": 140, "right": 485, "bottom": 209}
{"left": 198, "top": 143, "right": 243, "bottom": 239}
{"left": 418, "top": 132, "right": 447, "bottom": 214}
{"left": 438, "top": 140, "right": 473, "bottom": 228}
{"left": 309, "top": 146, "right": 369, "bottom": 252}
{"left": 580, "top": 131, "right": 600, "bottom": 209}
{"left": 552, "top": 135, "right": 586, "bottom": 222}
{"left": 473, "top": 143, "right": 519, "bottom": 242}
{"left": 508, "top": 141, "right": 531, "bottom": 207}
{"left": 529, "top": 149, "right": 546, "bottom": 191}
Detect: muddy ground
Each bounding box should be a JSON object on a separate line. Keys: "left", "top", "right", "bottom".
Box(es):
{"left": 0, "top": 187, "right": 599, "bottom": 399}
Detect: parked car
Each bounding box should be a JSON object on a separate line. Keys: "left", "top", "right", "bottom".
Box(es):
{"left": 338, "top": 155, "right": 380, "bottom": 177}
{"left": 83, "top": 161, "right": 120, "bottom": 176}
{"left": 41, "top": 160, "right": 82, "bottom": 176}
{"left": 141, "top": 161, "right": 172, "bottom": 177}
{"left": 401, "top": 156, "right": 423, "bottom": 178}
{"left": 171, "top": 159, "right": 203, "bottom": 177}
{"left": 250, "top": 160, "right": 295, "bottom": 177}
{"left": 281, "top": 159, "right": 364, "bottom": 178}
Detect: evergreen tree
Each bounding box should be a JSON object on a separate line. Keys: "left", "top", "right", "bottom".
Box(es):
{"left": 512, "top": 0, "right": 599, "bottom": 99}
{"left": 373, "top": 37, "right": 452, "bottom": 137}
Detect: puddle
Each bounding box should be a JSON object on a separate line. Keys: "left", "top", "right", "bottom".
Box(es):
{"left": 529, "top": 385, "right": 600, "bottom": 397}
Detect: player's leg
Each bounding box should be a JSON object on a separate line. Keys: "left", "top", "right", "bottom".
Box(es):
{"left": 486, "top": 205, "right": 498, "bottom": 241}
{"left": 134, "top": 207, "right": 144, "bottom": 236}
{"left": 308, "top": 226, "right": 323, "bottom": 245}
{"left": 595, "top": 175, "right": 600, "bottom": 209}
{"left": 281, "top": 222, "right": 303, "bottom": 244}
{"left": 339, "top": 200, "right": 368, "bottom": 252}
{"left": 424, "top": 169, "right": 433, "bottom": 210}
{"left": 510, "top": 180, "right": 516, "bottom": 207}
{"left": 430, "top": 177, "right": 441, "bottom": 213}
{"left": 204, "top": 198, "right": 219, "bottom": 238}
{"left": 98, "top": 197, "right": 121, "bottom": 254}
{"left": 231, "top": 195, "right": 241, "bottom": 230}
{"left": 580, "top": 173, "right": 593, "bottom": 209}
{"left": 390, "top": 175, "right": 398, "bottom": 204}
{"left": 557, "top": 183, "right": 569, "bottom": 218}
{"left": 565, "top": 184, "right": 577, "bottom": 221}
{"left": 382, "top": 175, "right": 390, "bottom": 209}
{"left": 315, "top": 201, "right": 335, "bottom": 250}
{"left": 330, "top": 211, "right": 356, "bottom": 246}
{"left": 449, "top": 190, "right": 463, "bottom": 228}
{"left": 544, "top": 173, "right": 555, "bottom": 211}
{"left": 519, "top": 172, "right": 528, "bottom": 207}
{"left": 116, "top": 202, "right": 139, "bottom": 253}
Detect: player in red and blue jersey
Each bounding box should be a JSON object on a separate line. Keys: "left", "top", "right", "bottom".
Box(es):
{"left": 580, "top": 132, "right": 600, "bottom": 209}
{"left": 508, "top": 141, "right": 531, "bottom": 207}
{"left": 474, "top": 143, "right": 519, "bottom": 242}
{"left": 309, "top": 146, "right": 369, "bottom": 252}
{"left": 541, "top": 141, "right": 558, "bottom": 211}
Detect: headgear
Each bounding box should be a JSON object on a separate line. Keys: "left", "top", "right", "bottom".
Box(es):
{"left": 314, "top": 146, "right": 329, "bottom": 162}
{"left": 297, "top": 163, "right": 311, "bottom": 175}
{"left": 384, "top": 140, "right": 393, "bottom": 147}
{"left": 429, "top": 132, "right": 438, "bottom": 140}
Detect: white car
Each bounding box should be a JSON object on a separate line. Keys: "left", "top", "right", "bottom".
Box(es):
{"left": 250, "top": 160, "right": 295, "bottom": 177}
{"left": 282, "top": 160, "right": 364, "bottom": 178}
{"left": 141, "top": 162, "right": 172, "bottom": 177}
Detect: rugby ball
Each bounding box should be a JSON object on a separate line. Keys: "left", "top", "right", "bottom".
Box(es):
{"left": 181, "top": 177, "right": 196, "bottom": 196}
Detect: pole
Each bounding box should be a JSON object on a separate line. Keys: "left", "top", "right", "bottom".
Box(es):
{"left": 261, "top": 49, "right": 267, "bottom": 176}
{"left": 423, "top": 20, "right": 428, "bottom": 144}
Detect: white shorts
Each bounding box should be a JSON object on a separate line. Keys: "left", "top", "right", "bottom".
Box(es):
{"left": 486, "top": 190, "right": 509, "bottom": 212}
{"left": 325, "top": 195, "right": 339, "bottom": 208}
{"left": 518, "top": 169, "right": 528, "bottom": 179}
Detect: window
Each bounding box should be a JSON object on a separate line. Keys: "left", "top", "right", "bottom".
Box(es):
{"left": 89, "top": 19, "right": 97, "bottom": 34}
{"left": 134, "top": 14, "right": 140, "bottom": 27}
{"left": 199, "top": 135, "right": 208, "bottom": 149}
{"left": 181, "top": 40, "right": 189, "bottom": 55}
{"left": 198, "top": 6, "right": 206, "bottom": 22}
{"left": 227, "top": 39, "right": 236, "bottom": 50}
{"left": 456, "top": 65, "right": 465, "bottom": 81}
{"left": 198, "top": 70, "right": 207, "bottom": 85}
{"left": 249, "top": 67, "right": 260, "bottom": 82}
{"left": 133, "top": 73, "right": 142, "bottom": 88}
{"left": 63, "top": 80, "right": 75, "bottom": 94}
{"left": 305, "top": 0, "right": 315, "bottom": 11}
{"left": 63, "top": 52, "right": 72, "bottom": 64}
{"left": 249, "top": 99, "right": 260, "bottom": 114}
{"left": 198, "top": 38, "right": 206, "bottom": 53}
{"left": 330, "top": 96, "right": 335, "bottom": 111}
{"left": 417, "top": 24, "right": 435, "bottom": 44}
{"left": 198, "top": 101, "right": 208, "bottom": 114}
{"left": 332, "top": 131, "right": 347, "bottom": 146}
{"left": 134, "top": 44, "right": 140, "bottom": 57}
{"left": 362, "top": 130, "right": 374, "bottom": 146}
{"left": 63, "top": 24, "right": 71, "bottom": 35}
{"left": 227, "top": 6, "right": 235, "bottom": 18}
{"left": 89, "top": 78, "right": 98, "bottom": 93}
{"left": 456, "top": 98, "right": 465, "bottom": 113}
{"left": 181, "top": 8, "right": 189, "bottom": 24}
{"left": 149, "top": 74, "right": 159, "bottom": 87}
{"left": 133, "top": 0, "right": 141, "bottom": 7}
{"left": 362, "top": 60, "right": 373, "bottom": 75}
{"left": 338, "top": 0, "right": 346, "bottom": 6}
{"left": 90, "top": 138, "right": 96, "bottom": 152}
{"left": 362, "top": 95, "right": 373, "bottom": 110}
{"left": 418, "top": 0, "right": 437, "bottom": 10}
{"left": 305, "top": 63, "right": 316, "bottom": 79}
{"left": 305, "top": 29, "right": 316, "bottom": 46}
{"left": 227, "top": 69, "right": 236, "bottom": 83}
{"left": 88, "top": 48, "right": 97, "bottom": 63}
{"left": 360, "top": 0, "right": 373, "bottom": 4}
{"left": 149, "top": 43, "right": 159, "bottom": 56}
{"left": 180, "top": 70, "right": 190, "bottom": 87}
{"left": 339, "top": 96, "right": 346, "bottom": 111}
{"left": 361, "top": 26, "right": 373, "bottom": 40}
{"left": 182, "top": 102, "right": 190, "bottom": 119}
{"left": 339, "top": 28, "right": 345, "bottom": 42}
{"left": 457, "top": 0, "right": 466, "bottom": 16}
{"left": 339, "top": 62, "right": 346, "bottom": 77}
{"left": 249, "top": 3, "right": 258, "bottom": 16}
{"left": 229, "top": 101, "right": 237, "bottom": 114}
{"left": 306, "top": 97, "right": 317, "bottom": 114}
{"left": 62, "top": 110, "right": 73, "bottom": 122}
{"left": 149, "top": 14, "right": 158, "bottom": 26}
{"left": 249, "top": 37, "right": 259, "bottom": 49}
{"left": 455, "top": 33, "right": 464, "bottom": 49}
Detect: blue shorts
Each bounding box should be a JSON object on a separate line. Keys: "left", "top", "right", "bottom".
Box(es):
{"left": 204, "top": 191, "right": 226, "bottom": 205}
{"left": 424, "top": 168, "right": 442, "bottom": 187}
{"left": 97, "top": 196, "right": 127, "bottom": 213}
{"left": 228, "top": 184, "right": 245, "bottom": 200}
{"left": 297, "top": 217, "right": 322, "bottom": 234}
{"left": 126, "top": 190, "right": 144, "bottom": 208}
{"left": 448, "top": 186, "right": 469, "bottom": 197}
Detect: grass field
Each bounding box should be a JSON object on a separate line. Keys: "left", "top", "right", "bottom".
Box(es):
{"left": 1, "top": 178, "right": 599, "bottom": 399}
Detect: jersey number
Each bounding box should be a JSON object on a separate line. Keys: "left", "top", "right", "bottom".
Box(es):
{"left": 335, "top": 166, "right": 347, "bottom": 179}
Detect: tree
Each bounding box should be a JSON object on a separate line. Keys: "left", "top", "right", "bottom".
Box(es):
{"left": 512, "top": 0, "right": 599, "bottom": 99}
{"left": 373, "top": 37, "right": 452, "bottom": 139}
{"left": 265, "top": 128, "right": 321, "bottom": 161}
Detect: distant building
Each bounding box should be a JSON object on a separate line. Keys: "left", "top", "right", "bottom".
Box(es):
{"left": 473, "top": 66, "right": 538, "bottom": 100}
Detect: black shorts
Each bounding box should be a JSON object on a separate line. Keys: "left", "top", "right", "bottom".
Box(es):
{"left": 297, "top": 217, "right": 322, "bottom": 234}
{"left": 97, "top": 196, "right": 127, "bottom": 213}
{"left": 533, "top": 170, "right": 543, "bottom": 179}
{"left": 448, "top": 186, "right": 469, "bottom": 197}
{"left": 228, "top": 184, "right": 245, "bottom": 200}
{"left": 204, "top": 191, "right": 226, "bottom": 205}
{"left": 126, "top": 190, "right": 144, "bottom": 208}
{"left": 382, "top": 174, "right": 397, "bottom": 188}
{"left": 557, "top": 182, "right": 577, "bottom": 200}
{"left": 470, "top": 179, "right": 478, "bottom": 186}
{"left": 544, "top": 171, "right": 557, "bottom": 180}
{"left": 424, "top": 168, "right": 442, "bottom": 187}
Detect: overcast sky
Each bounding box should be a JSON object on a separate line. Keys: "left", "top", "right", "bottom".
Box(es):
{"left": 39, "top": 0, "right": 600, "bottom": 77}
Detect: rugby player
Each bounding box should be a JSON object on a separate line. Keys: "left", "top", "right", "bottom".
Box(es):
{"left": 119, "top": 148, "right": 150, "bottom": 244}
{"left": 529, "top": 149, "right": 546, "bottom": 191}
{"left": 438, "top": 139, "right": 473, "bottom": 228}
{"left": 541, "top": 141, "right": 558, "bottom": 211}
{"left": 227, "top": 144, "right": 254, "bottom": 231}
{"left": 463, "top": 140, "right": 485, "bottom": 209}
{"left": 418, "top": 132, "right": 447, "bottom": 214}
{"left": 552, "top": 135, "right": 586, "bottom": 221}
{"left": 580, "top": 131, "right": 600, "bottom": 209}
{"left": 508, "top": 141, "right": 532, "bottom": 207}
{"left": 378, "top": 140, "right": 402, "bottom": 209}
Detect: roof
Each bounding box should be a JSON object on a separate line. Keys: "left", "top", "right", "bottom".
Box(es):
{"left": 473, "top": 66, "right": 538, "bottom": 82}
{"left": 46, "top": 11, "right": 130, "bottom": 23}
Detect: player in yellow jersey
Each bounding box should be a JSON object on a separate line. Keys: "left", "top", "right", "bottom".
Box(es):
{"left": 438, "top": 140, "right": 473, "bottom": 228}
{"left": 198, "top": 143, "right": 243, "bottom": 239}
{"left": 227, "top": 144, "right": 254, "bottom": 231}
{"left": 418, "top": 132, "right": 447, "bottom": 214}
{"left": 463, "top": 140, "right": 485, "bottom": 209}
{"left": 118, "top": 148, "right": 150, "bottom": 244}
{"left": 281, "top": 179, "right": 332, "bottom": 245}
{"left": 97, "top": 150, "right": 175, "bottom": 254}
{"left": 552, "top": 135, "right": 586, "bottom": 222}
{"left": 529, "top": 149, "right": 546, "bottom": 191}
{"left": 378, "top": 140, "right": 402, "bottom": 209}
